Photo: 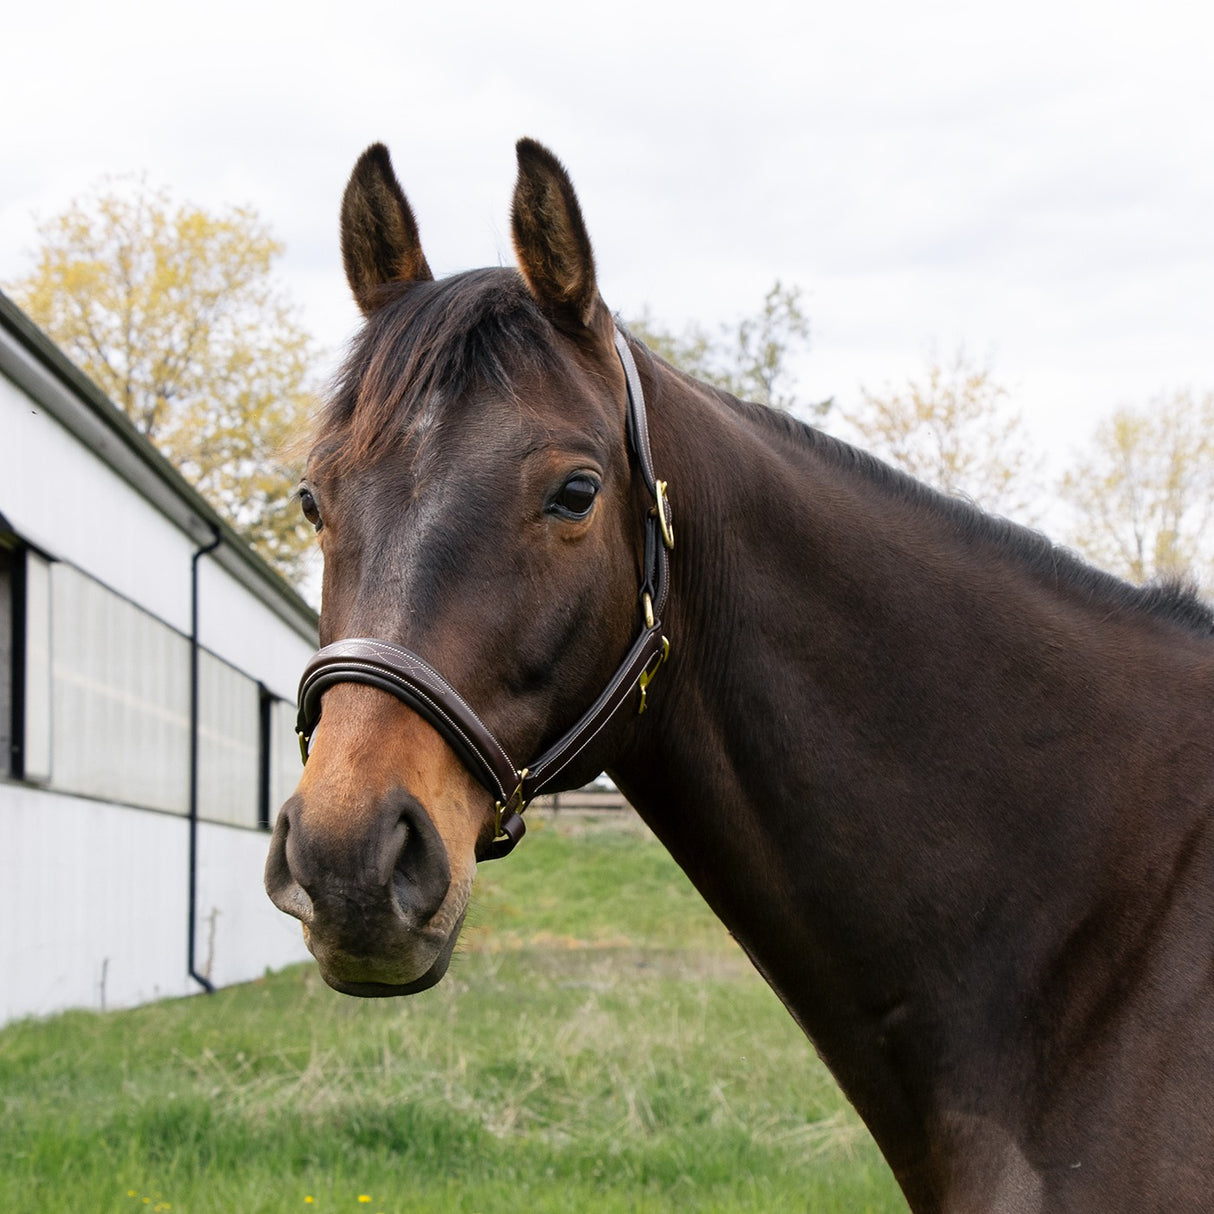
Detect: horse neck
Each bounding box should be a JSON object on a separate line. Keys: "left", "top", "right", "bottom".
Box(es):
{"left": 609, "top": 358, "right": 1214, "bottom": 1187}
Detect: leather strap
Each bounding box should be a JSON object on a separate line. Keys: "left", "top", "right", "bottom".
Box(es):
{"left": 615, "top": 329, "right": 671, "bottom": 620}
{"left": 297, "top": 638, "right": 519, "bottom": 805}
{"left": 295, "top": 327, "right": 672, "bottom": 860}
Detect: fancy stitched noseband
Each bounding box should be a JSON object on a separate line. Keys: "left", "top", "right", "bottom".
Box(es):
{"left": 295, "top": 329, "right": 674, "bottom": 860}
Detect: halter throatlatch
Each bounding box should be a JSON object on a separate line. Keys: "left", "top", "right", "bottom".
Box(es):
{"left": 295, "top": 328, "right": 673, "bottom": 859}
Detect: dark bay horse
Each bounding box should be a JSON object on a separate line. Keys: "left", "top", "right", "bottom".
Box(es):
{"left": 265, "top": 138, "right": 1214, "bottom": 1212}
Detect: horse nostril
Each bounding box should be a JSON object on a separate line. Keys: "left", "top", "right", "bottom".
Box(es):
{"left": 264, "top": 801, "right": 315, "bottom": 924}
{"left": 264, "top": 789, "right": 452, "bottom": 931}
{"left": 390, "top": 791, "right": 452, "bottom": 925}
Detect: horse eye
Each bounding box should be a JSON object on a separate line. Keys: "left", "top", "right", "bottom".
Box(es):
{"left": 299, "top": 487, "right": 323, "bottom": 531}
{"left": 551, "top": 474, "right": 600, "bottom": 520}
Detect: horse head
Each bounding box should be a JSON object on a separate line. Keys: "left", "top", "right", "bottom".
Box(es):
{"left": 265, "top": 140, "right": 662, "bottom": 995}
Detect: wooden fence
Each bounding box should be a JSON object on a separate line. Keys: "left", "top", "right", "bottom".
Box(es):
{"left": 529, "top": 784, "right": 630, "bottom": 813}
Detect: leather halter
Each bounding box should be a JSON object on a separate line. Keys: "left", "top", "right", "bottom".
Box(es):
{"left": 295, "top": 328, "right": 673, "bottom": 860}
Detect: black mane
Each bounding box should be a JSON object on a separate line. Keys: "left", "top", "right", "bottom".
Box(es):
{"left": 728, "top": 380, "right": 1214, "bottom": 639}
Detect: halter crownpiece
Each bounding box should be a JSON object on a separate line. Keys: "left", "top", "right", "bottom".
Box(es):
{"left": 295, "top": 327, "right": 673, "bottom": 859}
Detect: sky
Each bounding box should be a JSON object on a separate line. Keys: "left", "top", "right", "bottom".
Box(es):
{"left": 4, "top": 0, "right": 1214, "bottom": 482}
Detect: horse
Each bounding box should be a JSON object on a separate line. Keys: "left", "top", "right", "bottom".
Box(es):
{"left": 265, "top": 138, "right": 1214, "bottom": 1212}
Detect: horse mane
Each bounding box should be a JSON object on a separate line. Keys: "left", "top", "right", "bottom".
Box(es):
{"left": 318, "top": 293, "right": 1213, "bottom": 640}
{"left": 720, "top": 382, "right": 1214, "bottom": 639}
{"left": 312, "top": 269, "right": 561, "bottom": 476}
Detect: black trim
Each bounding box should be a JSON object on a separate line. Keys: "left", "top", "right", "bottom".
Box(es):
{"left": 188, "top": 527, "right": 222, "bottom": 995}
{"left": 258, "top": 684, "right": 274, "bottom": 832}
{"left": 8, "top": 546, "right": 28, "bottom": 781}
{"left": 1, "top": 541, "right": 19, "bottom": 780}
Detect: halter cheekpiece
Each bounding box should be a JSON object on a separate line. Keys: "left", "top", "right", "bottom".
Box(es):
{"left": 295, "top": 328, "right": 673, "bottom": 859}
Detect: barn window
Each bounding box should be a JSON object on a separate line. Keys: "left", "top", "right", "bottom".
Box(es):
{"left": 48, "top": 562, "right": 190, "bottom": 810}
{"left": 1, "top": 539, "right": 294, "bottom": 827}
{"left": 262, "top": 692, "right": 302, "bottom": 830}
{"left": 38, "top": 561, "right": 267, "bottom": 826}
{"left": 195, "top": 647, "right": 260, "bottom": 827}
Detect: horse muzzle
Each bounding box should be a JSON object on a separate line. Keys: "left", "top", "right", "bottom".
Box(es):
{"left": 264, "top": 786, "right": 469, "bottom": 995}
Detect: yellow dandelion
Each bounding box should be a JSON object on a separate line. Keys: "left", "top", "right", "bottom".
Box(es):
{"left": 358, "top": 1199, "right": 371, "bottom": 1205}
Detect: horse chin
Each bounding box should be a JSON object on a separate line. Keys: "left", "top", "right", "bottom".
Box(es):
{"left": 326, "top": 972, "right": 446, "bottom": 998}
{"left": 304, "top": 906, "right": 467, "bottom": 998}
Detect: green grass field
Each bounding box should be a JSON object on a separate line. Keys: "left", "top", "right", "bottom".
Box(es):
{"left": 0, "top": 812, "right": 905, "bottom": 1213}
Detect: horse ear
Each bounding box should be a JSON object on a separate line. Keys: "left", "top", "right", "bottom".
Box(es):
{"left": 340, "top": 143, "right": 433, "bottom": 315}
{"left": 511, "top": 139, "right": 603, "bottom": 332}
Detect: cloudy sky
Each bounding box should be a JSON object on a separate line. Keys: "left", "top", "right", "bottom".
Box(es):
{"left": 4, "top": 0, "right": 1213, "bottom": 470}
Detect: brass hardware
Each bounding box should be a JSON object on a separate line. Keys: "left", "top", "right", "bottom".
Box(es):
{"left": 494, "top": 767, "right": 530, "bottom": 839}
{"left": 298, "top": 732, "right": 309, "bottom": 766}
{"left": 637, "top": 636, "right": 671, "bottom": 714}
{"left": 654, "top": 480, "right": 674, "bottom": 550}
{"left": 643, "top": 592, "right": 655, "bottom": 630}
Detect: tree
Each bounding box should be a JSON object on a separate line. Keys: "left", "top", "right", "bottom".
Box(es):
{"left": 1059, "top": 390, "right": 1214, "bottom": 589}
{"left": 842, "top": 350, "right": 1044, "bottom": 523}
{"left": 630, "top": 280, "right": 828, "bottom": 418}
{"left": 7, "top": 179, "right": 318, "bottom": 584}
{"left": 628, "top": 308, "right": 717, "bottom": 383}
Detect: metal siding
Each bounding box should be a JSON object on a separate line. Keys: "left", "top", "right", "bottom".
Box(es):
{"left": 0, "top": 298, "right": 318, "bottom": 1026}
{"left": 0, "top": 373, "right": 316, "bottom": 696}
{"left": 198, "top": 651, "right": 260, "bottom": 827}
{"left": 49, "top": 563, "right": 191, "bottom": 813}
{"left": 195, "top": 557, "right": 315, "bottom": 704}
{"left": 195, "top": 818, "right": 311, "bottom": 990}
{"left": 267, "top": 697, "right": 302, "bottom": 826}
{"left": 0, "top": 787, "right": 312, "bottom": 1023}
{"left": 0, "top": 373, "right": 195, "bottom": 632}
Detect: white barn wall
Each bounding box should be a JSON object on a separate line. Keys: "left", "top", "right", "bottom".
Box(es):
{"left": 0, "top": 788, "right": 187, "bottom": 1019}
{"left": 0, "top": 373, "right": 312, "bottom": 700}
{"left": 195, "top": 818, "right": 312, "bottom": 991}
{"left": 0, "top": 294, "right": 317, "bottom": 1026}
{"left": 0, "top": 373, "right": 196, "bottom": 635}
{"left": 196, "top": 558, "right": 314, "bottom": 702}
{"left": 0, "top": 786, "right": 310, "bottom": 1022}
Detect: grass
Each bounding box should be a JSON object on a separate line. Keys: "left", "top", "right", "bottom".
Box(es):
{"left": 0, "top": 811, "right": 905, "bottom": 1212}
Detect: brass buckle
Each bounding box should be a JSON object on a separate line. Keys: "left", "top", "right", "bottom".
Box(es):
{"left": 493, "top": 767, "right": 530, "bottom": 840}
{"left": 637, "top": 636, "right": 670, "bottom": 715}
{"left": 298, "top": 731, "right": 309, "bottom": 766}
{"left": 654, "top": 480, "right": 675, "bottom": 550}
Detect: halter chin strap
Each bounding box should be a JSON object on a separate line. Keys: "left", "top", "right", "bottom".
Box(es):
{"left": 295, "top": 327, "right": 673, "bottom": 860}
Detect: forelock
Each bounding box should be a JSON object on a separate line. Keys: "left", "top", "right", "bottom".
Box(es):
{"left": 311, "top": 268, "right": 561, "bottom": 476}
